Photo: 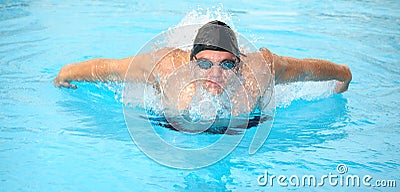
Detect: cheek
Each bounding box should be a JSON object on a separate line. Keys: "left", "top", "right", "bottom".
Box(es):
{"left": 221, "top": 70, "right": 235, "bottom": 81}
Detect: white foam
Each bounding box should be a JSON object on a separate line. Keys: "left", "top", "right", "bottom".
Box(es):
{"left": 275, "top": 80, "right": 336, "bottom": 108}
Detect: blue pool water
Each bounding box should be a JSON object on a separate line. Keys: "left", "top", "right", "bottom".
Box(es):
{"left": 1, "top": 0, "right": 399, "bottom": 191}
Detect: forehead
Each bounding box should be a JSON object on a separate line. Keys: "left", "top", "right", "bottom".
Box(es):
{"left": 195, "top": 50, "right": 236, "bottom": 60}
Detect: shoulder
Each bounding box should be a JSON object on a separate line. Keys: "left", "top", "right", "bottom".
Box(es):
{"left": 155, "top": 48, "right": 190, "bottom": 79}
{"left": 241, "top": 48, "right": 274, "bottom": 77}
{"left": 238, "top": 48, "right": 274, "bottom": 101}
{"left": 259, "top": 47, "right": 274, "bottom": 64}
{"left": 258, "top": 47, "right": 276, "bottom": 75}
{"left": 258, "top": 47, "right": 291, "bottom": 83}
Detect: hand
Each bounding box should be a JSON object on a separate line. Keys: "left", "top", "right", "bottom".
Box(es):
{"left": 53, "top": 76, "right": 77, "bottom": 89}
{"left": 53, "top": 64, "right": 78, "bottom": 89}
{"left": 334, "top": 80, "right": 349, "bottom": 93}
{"left": 334, "top": 65, "right": 352, "bottom": 93}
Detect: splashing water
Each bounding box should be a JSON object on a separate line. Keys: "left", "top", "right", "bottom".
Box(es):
{"left": 165, "top": 5, "right": 236, "bottom": 50}
{"left": 275, "top": 80, "right": 336, "bottom": 107}
{"left": 176, "top": 4, "right": 235, "bottom": 29}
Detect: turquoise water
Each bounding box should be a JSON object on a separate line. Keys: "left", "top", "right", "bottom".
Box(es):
{"left": 1, "top": 0, "right": 399, "bottom": 191}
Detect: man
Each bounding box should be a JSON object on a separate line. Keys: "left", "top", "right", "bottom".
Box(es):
{"left": 54, "top": 20, "right": 352, "bottom": 114}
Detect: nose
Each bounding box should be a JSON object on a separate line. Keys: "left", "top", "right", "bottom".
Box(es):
{"left": 208, "top": 66, "right": 223, "bottom": 80}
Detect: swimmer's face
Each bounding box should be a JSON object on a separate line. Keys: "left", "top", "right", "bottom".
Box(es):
{"left": 194, "top": 50, "right": 238, "bottom": 95}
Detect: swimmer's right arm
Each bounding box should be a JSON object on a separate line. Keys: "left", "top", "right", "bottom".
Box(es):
{"left": 53, "top": 48, "right": 173, "bottom": 89}
{"left": 53, "top": 57, "right": 130, "bottom": 89}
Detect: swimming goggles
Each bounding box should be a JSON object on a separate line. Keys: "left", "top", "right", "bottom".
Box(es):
{"left": 193, "top": 56, "right": 238, "bottom": 70}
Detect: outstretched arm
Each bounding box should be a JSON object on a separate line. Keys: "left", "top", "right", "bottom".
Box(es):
{"left": 53, "top": 57, "right": 130, "bottom": 88}
{"left": 272, "top": 54, "right": 352, "bottom": 93}
{"left": 53, "top": 48, "right": 173, "bottom": 88}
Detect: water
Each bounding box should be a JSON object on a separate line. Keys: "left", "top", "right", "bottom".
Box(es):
{"left": 1, "top": 0, "right": 399, "bottom": 191}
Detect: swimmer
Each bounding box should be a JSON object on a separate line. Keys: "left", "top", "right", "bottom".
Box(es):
{"left": 54, "top": 20, "right": 352, "bottom": 113}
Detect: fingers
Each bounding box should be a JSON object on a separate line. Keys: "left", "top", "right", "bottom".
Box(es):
{"left": 334, "top": 65, "right": 352, "bottom": 94}
{"left": 334, "top": 81, "right": 349, "bottom": 93}
{"left": 53, "top": 78, "right": 77, "bottom": 89}
{"left": 60, "top": 81, "right": 77, "bottom": 89}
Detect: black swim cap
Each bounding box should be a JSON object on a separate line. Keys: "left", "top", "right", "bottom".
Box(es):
{"left": 190, "top": 20, "right": 241, "bottom": 61}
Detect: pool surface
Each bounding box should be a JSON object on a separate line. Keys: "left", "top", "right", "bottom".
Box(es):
{"left": 1, "top": 0, "right": 399, "bottom": 191}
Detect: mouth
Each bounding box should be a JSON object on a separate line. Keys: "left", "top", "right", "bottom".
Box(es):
{"left": 204, "top": 80, "right": 223, "bottom": 94}
{"left": 205, "top": 80, "right": 221, "bottom": 87}
{"left": 207, "top": 80, "right": 218, "bottom": 84}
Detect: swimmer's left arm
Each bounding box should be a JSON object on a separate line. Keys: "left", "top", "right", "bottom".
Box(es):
{"left": 272, "top": 55, "right": 352, "bottom": 93}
